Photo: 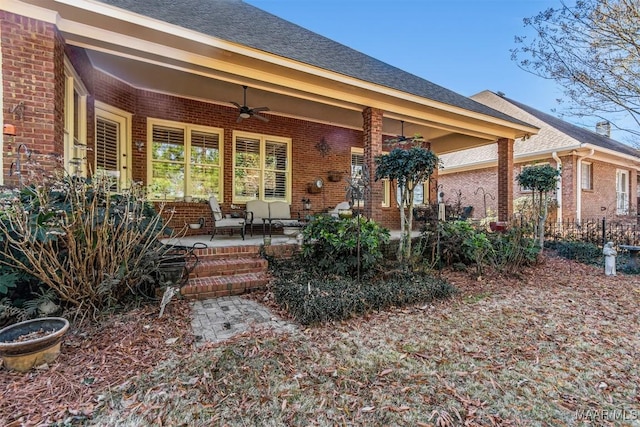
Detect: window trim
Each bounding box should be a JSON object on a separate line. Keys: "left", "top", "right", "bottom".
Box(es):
{"left": 581, "top": 161, "right": 593, "bottom": 190}
{"left": 616, "top": 169, "right": 629, "bottom": 215}
{"left": 64, "top": 58, "right": 88, "bottom": 177}
{"left": 396, "top": 180, "right": 428, "bottom": 207}
{"left": 351, "top": 147, "right": 390, "bottom": 207}
{"left": 146, "top": 118, "right": 224, "bottom": 201}
{"left": 232, "top": 130, "right": 291, "bottom": 204}
{"left": 95, "top": 101, "right": 132, "bottom": 191}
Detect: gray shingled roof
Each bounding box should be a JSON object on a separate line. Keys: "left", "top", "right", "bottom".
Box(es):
{"left": 95, "top": 0, "right": 532, "bottom": 128}
{"left": 503, "top": 96, "right": 639, "bottom": 158}
{"left": 440, "top": 93, "right": 639, "bottom": 170}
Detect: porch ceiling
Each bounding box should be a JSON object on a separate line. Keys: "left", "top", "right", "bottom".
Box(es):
{"left": 11, "top": 0, "right": 539, "bottom": 152}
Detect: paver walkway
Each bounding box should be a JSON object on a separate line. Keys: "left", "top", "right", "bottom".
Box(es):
{"left": 191, "top": 296, "right": 297, "bottom": 344}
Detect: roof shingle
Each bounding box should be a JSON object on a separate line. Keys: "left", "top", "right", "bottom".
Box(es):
{"left": 95, "top": 0, "right": 530, "bottom": 126}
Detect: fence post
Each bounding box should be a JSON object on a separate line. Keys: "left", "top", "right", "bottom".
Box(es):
{"left": 602, "top": 217, "right": 606, "bottom": 247}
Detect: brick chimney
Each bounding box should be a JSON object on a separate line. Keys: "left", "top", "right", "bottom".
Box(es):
{"left": 595, "top": 121, "right": 611, "bottom": 137}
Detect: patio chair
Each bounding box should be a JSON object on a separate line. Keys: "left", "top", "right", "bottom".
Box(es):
{"left": 328, "top": 201, "right": 351, "bottom": 218}
{"left": 209, "top": 196, "right": 245, "bottom": 240}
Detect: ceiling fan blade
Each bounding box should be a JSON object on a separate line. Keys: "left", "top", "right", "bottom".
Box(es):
{"left": 230, "top": 101, "right": 242, "bottom": 109}
{"left": 253, "top": 114, "right": 269, "bottom": 122}
{"left": 251, "top": 106, "right": 269, "bottom": 112}
{"left": 236, "top": 115, "right": 244, "bottom": 123}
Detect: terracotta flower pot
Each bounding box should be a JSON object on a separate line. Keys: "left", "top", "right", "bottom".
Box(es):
{"left": 0, "top": 317, "right": 69, "bottom": 372}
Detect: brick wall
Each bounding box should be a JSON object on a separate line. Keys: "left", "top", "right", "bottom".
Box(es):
{"left": 439, "top": 154, "right": 639, "bottom": 223}
{"left": 437, "top": 166, "right": 500, "bottom": 218}
{"left": 2, "top": 12, "right": 61, "bottom": 185}
{"left": 63, "top": 57, "right": 404, "bottom": 229}
{"left": 497, "top": 138, "right": 514, "bottom": 220}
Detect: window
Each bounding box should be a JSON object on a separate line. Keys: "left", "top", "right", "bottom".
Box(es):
{"left": 233, "top": 131, "right": 290, "bottom": 203}
{"left": 581, "top": 162, "right": 593, "bottom": 190}
{"left": 95, "top": 102, "right": 132, "bottom": 192}
{"left": 396, "top": 181, "right": 427, "bottom": 207}
{"left": 64, "top": 59, "right": 87, "bottom": 177}
{"left": 616, "top": 169, "right": 629, "bottom": 215}
{"left": 147, "top": 119, "right": 222, "bottom": 200}
{"left": 351, "top": 148, "right": 390, "bottom": 207}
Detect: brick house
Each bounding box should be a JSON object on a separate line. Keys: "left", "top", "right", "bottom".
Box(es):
{"left": 438, "top": 91, "right": 640, "bottom": 223}
{"left": 1, "top": 1, "right": 539, "bottom": 235}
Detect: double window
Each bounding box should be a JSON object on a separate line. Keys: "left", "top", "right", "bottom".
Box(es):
{"left": 233, "top": 131, "right": 291, "bottom": 203}
{"left": 147, "top": 119, "right": 222, "bottom": 201}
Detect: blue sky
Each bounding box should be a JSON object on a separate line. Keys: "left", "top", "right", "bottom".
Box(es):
{"left": 245, "top": 0, "right": 626, "bottom": 140}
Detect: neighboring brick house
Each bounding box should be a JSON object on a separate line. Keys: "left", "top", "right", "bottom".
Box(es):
{"left": 1, "top": 1, "right": 538, "bottom": 233}
{"left": 438, "top": 91, "right": 640, "bottom": 223}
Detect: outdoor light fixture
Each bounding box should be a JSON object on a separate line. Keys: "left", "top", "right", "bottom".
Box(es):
{"left": 135, "top": 141, "right": 145, "bottom": 152}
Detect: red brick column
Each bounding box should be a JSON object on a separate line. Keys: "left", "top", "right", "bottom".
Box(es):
{"left": 497, "top": 138, "right": 514, "bottom": 221}
{"left": 1, "top": 12, "right": 61, "bottom": 185}
{"left": 362, "top": 107, "right": 383, "bottom": 221}
{"left": 429, "top": 165, "right": 439, "bottom": 204}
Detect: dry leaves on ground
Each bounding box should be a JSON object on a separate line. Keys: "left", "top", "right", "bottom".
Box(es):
{"left": 0, "top": 300, "right": 194, "bottom": 426}
{"left": 1, "top": 254, "right": 639, "bottom": 426}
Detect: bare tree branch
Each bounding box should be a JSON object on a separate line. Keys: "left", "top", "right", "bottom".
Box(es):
{"left": 512, "top": 0, "right": 640, "bottom": 141}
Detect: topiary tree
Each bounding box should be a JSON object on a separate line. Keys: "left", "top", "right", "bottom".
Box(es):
{"left": 375, "top": 146, "right": 439, "bottom": 263}
{"left": 516, "top": 164, "right": 561, "bottom": 250}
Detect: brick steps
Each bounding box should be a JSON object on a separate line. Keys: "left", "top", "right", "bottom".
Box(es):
{"left": 181, "top": 272, "right": 271, "bottom": 300}
{"left": 191, "top": 245, "right": 262, "bottom": 260}
{"left": 190, "top": 257, "right": 268, "bottom": 277}
{"left": 181, "top": 244, "right": 270, "bottom": 300}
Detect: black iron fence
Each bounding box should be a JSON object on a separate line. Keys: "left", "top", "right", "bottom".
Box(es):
{"left": 543, "top": 217, "right": 640, "bottom": 246}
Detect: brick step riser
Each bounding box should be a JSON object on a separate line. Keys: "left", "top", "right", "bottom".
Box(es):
{"left": 192, "top": 247, "right": 262, "bottom": 260}
{"left": 181, "top": 273, "right": 270, "bottom": 300}
{"left": 188, "top": 257, "right": 268, "bottom": 278}
{"left": 190, "top": 264, "right": 267, "bottom": 278}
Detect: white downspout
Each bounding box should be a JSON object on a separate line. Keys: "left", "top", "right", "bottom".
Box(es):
{"left": 552, "top": 152, "right": 562, "bottom": 222}
{"left": 575, "top": 148, "right": 595, "bottom": 222}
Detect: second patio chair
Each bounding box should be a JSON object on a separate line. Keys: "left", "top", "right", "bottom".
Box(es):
{"left": 209, "top": 195, "right": 246, "bottom": 240}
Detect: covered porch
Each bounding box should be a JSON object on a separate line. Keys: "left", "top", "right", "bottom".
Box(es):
{"left": 3, "top": 0, "right": 539, "bottom": 231}
{"left": 162, "top": 229, "right": 419, "bottom": 250}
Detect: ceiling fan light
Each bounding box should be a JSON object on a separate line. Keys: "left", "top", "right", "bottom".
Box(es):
{"left": 239, "top": 112, "right": 251, "bottom": 119}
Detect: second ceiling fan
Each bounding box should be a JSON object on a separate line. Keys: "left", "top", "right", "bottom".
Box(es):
{"left": 231, "top": 85, "right": 269, "bottom": 122}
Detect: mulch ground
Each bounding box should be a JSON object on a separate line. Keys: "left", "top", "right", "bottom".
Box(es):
{"left": 1, "top": 253, "right": 638, "bottom": 426}
{"left": 0, "top": 301, "right": 195, "bottom": 426}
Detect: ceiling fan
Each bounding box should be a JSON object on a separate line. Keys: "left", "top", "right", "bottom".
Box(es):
{"left": 384, "top": 120, "right": 425, "bottom": 146}
{"left": 231, "top": 85, "right": 269, "bottom": 122}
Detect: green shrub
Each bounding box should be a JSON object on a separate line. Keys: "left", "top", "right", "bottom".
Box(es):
{"left": 420, "top": 221, "right": 539, "bottom": 274}
{"left": 487, "top": 227, "right": 540, "bottom": 273}
{"left": 271, "top": 260, "right": 456, "bottom": 325}
{"left": 547, "top": 240, "right": 602, "bottom": 265}
{"left": 0, "top": 174, "right": 175, "bottom": 320}
{"left": 300, "top": 215, "right": 390, "bottom": 277}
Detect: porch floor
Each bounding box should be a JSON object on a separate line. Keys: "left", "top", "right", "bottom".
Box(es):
{"left": 161, "top": 230, "right": 416, "bottom": 248}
